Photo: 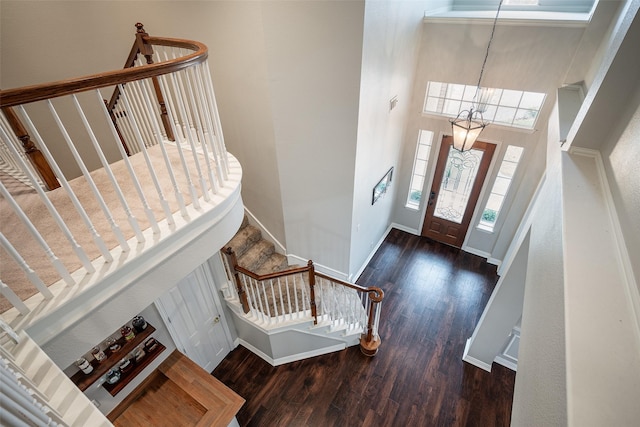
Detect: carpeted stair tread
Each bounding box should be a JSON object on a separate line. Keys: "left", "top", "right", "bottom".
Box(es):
{"left": 254, "top": 253, "right": 289, "bottom": 276}
{"left": 238, "top": 239, "right": 276, "bottom": 272}
{"left": 227, "top": 224, "right": 262, "bottom": 258}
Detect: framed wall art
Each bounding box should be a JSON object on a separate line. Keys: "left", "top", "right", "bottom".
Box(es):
{"left": 372, "top": 167, "right": 393, "bottom": 205}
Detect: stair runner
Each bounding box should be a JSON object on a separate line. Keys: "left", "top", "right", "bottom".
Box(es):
{"left": 226, "top": 216, "right": 290, "bottom": 275}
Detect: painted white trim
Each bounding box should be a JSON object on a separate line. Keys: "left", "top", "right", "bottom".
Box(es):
{"left": 462, "top": 338, "right": 492, "bottom": 372}
{"left": 423, "top": 11, "right": 592, "bottom": 27}
{"left": 497, "top": 173, "right": 546, "bottom": 276}
{"left": 286, "top": 254, "right": 349, "bottom": 282}
{"left": 459, "top": 246, "right": 502, "bottom": 267}
{"left": 570, "top": 147, "right": 640, "bottom": 336}
{"left": 351, "top": 225, "right": 394, "bottom": 282}
{"left": 487, "top": 257, "right": 502, "bottom": 267}
{"left": 271, "top": 343, "right": 346, "bottom": 366}
{"left": 390, "top": 222, "right": 419, "bottom": 236}
{"left": 494, "top": 355, "right": 518, "bottom": 371}
{"left": 234, "top": 338, "right": 275, "bottom": 366}
{"left": 462, "top": 246, "right": 491, "bottom": 259}
{"left": 243, "top": 207, "right": 287, "bottom": 254}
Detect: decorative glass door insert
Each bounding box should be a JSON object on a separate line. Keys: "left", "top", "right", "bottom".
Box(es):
{"left": 433, "top": 147, "right": 484, "bottom": 224}
{"left": 421, "top": 136, "right": 495, "bottom": 248}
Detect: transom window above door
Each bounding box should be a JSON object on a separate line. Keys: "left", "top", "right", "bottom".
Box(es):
{"left": 423, "top": 81, "right": 546, "bottom": 130}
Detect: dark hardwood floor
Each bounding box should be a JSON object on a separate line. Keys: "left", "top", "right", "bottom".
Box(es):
{"left": 213, "top": 229, "right": 516, "bottom": 427}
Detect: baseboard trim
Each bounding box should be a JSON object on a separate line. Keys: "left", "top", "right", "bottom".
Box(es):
{"left": 286, "top": 254, "right": 349, "bottom": 281}
{"left": 462, "top": 338, "right": 492, "bottom": 372}
{"left": 351, "top": 225, "right": 395, "bottom": 282}
{"left": 390, "top": 223, "right": 419, "bottom": 236}
{"left": 235, "top": 338, "right": 275, "bottom": 365}
{"left": 494, "top": 355, "right": 518, "bottom": 372}
{"left": 243, "top": 207, "right": 287, "bottom": 254}
{"left": 272, "top": 343, "right": 346, "bottom": 366}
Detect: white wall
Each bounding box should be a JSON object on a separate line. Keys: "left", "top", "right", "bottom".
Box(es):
{"left": 259, "top": 0, "right": 364, "bottom": 275}
{"left": 349, "top": 0, "right": 428, "bottom": 276}
{"left": 511, "top": 103, "right": 567, "bottom": 426}
{"left": 600, "top": 74, "right": 640, "bottom": 312}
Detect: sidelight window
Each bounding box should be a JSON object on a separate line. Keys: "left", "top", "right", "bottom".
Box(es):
{"left": 406, "top": 130, "right": 434, "bottom": 209}
{"left": 478, "top": 145, "right": 524, "bottom": 232}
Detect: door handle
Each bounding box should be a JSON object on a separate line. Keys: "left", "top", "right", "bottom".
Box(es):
{"left": 428, "top": 191, "right": 436, "bottom": 206}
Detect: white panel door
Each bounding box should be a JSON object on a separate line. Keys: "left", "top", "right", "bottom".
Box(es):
{"left": 156, "top": 265, "right": 232, "bottom": 372}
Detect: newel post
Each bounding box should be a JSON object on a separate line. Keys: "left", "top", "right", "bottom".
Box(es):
{"left": 360, "top": 287, "right": 384, "bottom": 357}
{"left": 134, "top": 23, "right": 175, "bottom": 142}
{"left": 224, "top": 247, "right": 250, "bottom": 314}
{"left": 1, "top": 107, "right": 60, "bottom": 191}
{"left": 307, "top": 261, "right": 318, "bottom": 325}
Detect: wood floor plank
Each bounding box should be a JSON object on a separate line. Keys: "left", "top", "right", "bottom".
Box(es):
{"left": 213, "top": 229, "right": 516, "bottom": 426}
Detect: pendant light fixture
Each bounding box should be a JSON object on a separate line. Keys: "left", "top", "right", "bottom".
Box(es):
{"left": 450, "top": 0, "right": 504, "bottom": 152}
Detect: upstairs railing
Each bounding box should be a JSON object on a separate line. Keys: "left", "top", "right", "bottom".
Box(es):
{"left": 222, "top": 248, "right": 384, "bottom": 356}
{"left": 0, "top": 24, "right": 235, "bottom": 317}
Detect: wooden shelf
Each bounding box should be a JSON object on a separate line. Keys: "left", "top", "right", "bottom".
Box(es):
{"left": 102, "top": 342, "right": 166, "bottom": 396}
{"left": 69, "top": 324, "right": 156, "bottom": 391}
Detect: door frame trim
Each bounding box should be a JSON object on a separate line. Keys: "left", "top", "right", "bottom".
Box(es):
{"left": 416, "top": 131, "right": 502, "bottom": 249}
{"left": 154, "top": 262, "right": 235, "bottom": 365}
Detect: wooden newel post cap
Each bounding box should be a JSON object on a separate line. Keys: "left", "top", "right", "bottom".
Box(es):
{"left": 135, "top": 23, "right": 146, "bottom": 33}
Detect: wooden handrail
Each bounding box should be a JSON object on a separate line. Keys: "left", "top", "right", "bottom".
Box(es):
{"left": 0, "top": 36, "right": 207, "bottom": 108}
{"left": 222, "top": 246, "right": 384, "bottom": 355}
{"left": 0, "top": 24, "right": 204, "bottom": 190}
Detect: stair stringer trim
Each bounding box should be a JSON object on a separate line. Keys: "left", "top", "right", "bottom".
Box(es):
{"left": 227, "top": 302, "right": 358, "bottom": 366}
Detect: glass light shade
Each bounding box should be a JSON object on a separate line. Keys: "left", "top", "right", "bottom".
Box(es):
{"left": 450, "top": 110, "right": 487, "bottom": 152}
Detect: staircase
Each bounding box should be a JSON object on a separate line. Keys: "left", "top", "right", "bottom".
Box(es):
{"left": 221, "top": 215, "right": 384, "bottom": 364}
{"left": 225, "top": 216, "right": 289, "bottom": 275}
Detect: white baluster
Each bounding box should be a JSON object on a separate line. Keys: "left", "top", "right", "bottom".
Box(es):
{"left": 0, "top": 233, "right": 53, "bottom": 300}
{"left": 156, "top": 74, "right": 202, "bottom": 208}
{"left": 46, "top": 100, "right": 120, "bottom": 260}
{"left": 268, "top": 279, "right": 278, "bottom": 320}
{"left": 193, "top": 64, "right": 225, "bottom": 188}
{"left": 170, "top": 70, "right": 211, "bottom": 199}
{"left": 0, "top": 281, "right": 30, "bottom": 315}
{"left": 157, "top": 61, "right": 186, "bottom": 143}
{"left": 260, "top": 281, "right": 272, "bottom": 324}
{"left": 115, "top": 103, "right": 140, "bottom": 154}
{"left": 125, "top": 82, "right": 155, "bottom": 148}
{"left": 284, "top": 276, "right": 293, "bottom": 320}
{"left": 202, "top": 60, "right": 230, "bottom": 179}
{"left": 243, "top": 275, "right": 257, "bottom": 318}
{"left": 96, "top": 89, "right": 157, "bottom": 237}
{"left": 0, "top": 120, "right": 94, "bottom": 274}
{"left": 183, "top": 67, "right": 217, "bottom": 197}
{"left": 138, "top": 78, "right": 188, "bottom": 218}
{"left": 76, "top": 92, "right": 141, "bottom": 249}
{"left": 118, "top": 84, "right": 174, "bottom": 225}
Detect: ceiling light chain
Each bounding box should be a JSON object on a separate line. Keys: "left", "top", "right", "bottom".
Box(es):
{"left": 450, "top": 0, "right": 504, "bottom": 152}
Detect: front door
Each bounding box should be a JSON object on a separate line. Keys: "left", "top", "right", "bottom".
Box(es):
{"left": 421, "top": 135, "right": 496, "bottom": 247}
{"left": 155, "top": 265, "right": 233, "bottom": 372}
